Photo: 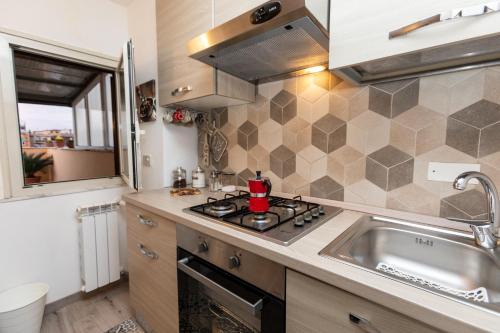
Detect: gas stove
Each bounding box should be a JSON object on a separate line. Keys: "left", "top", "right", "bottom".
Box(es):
{"left": 185, "top": 191, "right": 343, "bottom": 245}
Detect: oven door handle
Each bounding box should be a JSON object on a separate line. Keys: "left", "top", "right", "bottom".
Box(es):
{"left": 177, "top": 257, "right": 264, "bottom": 315}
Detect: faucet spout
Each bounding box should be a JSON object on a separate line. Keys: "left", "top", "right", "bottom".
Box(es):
{"left": 452, "top": 171, "right": 500, "bottom": 249}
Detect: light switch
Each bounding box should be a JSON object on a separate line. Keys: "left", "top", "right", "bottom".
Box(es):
{"left": 143, "top": 154, "right": 151, "bottom": 167}
{"left": 427, "top": 162, "right": 480, "bottom": 184}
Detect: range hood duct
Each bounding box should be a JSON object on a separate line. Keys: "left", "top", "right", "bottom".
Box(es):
{"left": 188, "top": 0, "right": 329, "bottom": 84}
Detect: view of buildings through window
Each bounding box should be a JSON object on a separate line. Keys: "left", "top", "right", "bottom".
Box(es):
{"left": 14, "top": 50, "right": 120, "bottom": 186}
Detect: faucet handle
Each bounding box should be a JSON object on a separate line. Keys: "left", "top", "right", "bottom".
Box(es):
{"left": 447, "top": 217, "right": 498, "bottom": 248}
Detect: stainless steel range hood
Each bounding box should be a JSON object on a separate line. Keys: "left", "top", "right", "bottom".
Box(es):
{"left": 188, "top": 0, "right": 329, "bottom": 84}
{"left": 336, "top": 34, "right": 500, "bottom": 85}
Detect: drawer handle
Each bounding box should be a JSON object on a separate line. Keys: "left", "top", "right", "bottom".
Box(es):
{"left": 389, "top": 1, "right": 500, "bottom": 39}
{"left": 137, "top": 214, "right": 156, "bottom": 227}
{"left": 138, "top": 243, "right": 159, "bottom": 259}
{"left": 349, "top": 313, "right": 381, "bottom": 333}
{"left": 171, "top": 85, "right": 193, "bottom": 96}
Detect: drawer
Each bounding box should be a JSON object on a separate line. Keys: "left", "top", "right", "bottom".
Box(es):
{"left": 126, "top": 204, "right": 172, "bottom": 244}
{"left": 286, "top": 269, "right": 443, "bottom": 333}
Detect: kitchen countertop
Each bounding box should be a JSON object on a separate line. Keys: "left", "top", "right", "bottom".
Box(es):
{"left": 123, "top": 187, "right": 499, "bottom": 333}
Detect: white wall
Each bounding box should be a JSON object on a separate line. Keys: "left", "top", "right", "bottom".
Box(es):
{"left": 0, "top": 0, "right": 128, "bottom": 57}
{"left": 127, "top": 0, "right": 198, "bottom": 189}
{"left": 0, "top": 0, "right": 130, "bottom": 303}
{"left": 0, "top": 187, "right": 128, "bottom": 303}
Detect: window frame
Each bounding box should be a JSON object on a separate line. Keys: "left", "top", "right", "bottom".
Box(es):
{"left": 0, "top": 29, "right": 125, "bottom": 199}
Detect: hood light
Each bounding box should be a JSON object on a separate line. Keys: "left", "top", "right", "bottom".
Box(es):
{"left": 304, "top": 65, "right": 326, "bottom": 74}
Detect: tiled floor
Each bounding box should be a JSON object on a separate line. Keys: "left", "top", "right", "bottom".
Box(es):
{"left": 41, "top": 284, "right": 132, "bottom": 333}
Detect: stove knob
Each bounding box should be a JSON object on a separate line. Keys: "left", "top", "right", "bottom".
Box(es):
{"left": 229, "top": 255, "right": 241, "bottom": 268}
{"left": 294, "top": 216, "right": 304, "bottom": 227}
{"left": 318, "top": 206, "right": 325, "bottom": 215}
{"left": 304, "top": 211, "right": 313, "bottom": 222}
{"left": 311, "top": 207, "right": 320, "bottom": 218}
{"left": 198, "top": 241, "right": 209, "bottom": 253}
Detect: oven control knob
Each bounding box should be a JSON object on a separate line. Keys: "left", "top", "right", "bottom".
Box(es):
{"left": 304, "top": 211, "right": 313, "bottom": 222}
{"left": 311, "top": 207, "right": 320, "bottom": 218}
{"left": 229, "top": 255, "right": 241, "bottom": 268}
{"left": 318, "top": 206, "right": 325, "bottom": 215}
{"left": 198, "top": 241, "right": 209, "bottom": 253}
{"left": 294, "top": 216, "right": 304, "bottom": 227}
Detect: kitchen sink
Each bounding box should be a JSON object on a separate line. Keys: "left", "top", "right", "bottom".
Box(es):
{"left": 320, "top": 215, "right": 500, "bottom": 314}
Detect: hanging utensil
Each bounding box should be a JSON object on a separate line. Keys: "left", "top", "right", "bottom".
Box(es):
{"left": 210, "top": 121, "right": 228, "bottom": 163}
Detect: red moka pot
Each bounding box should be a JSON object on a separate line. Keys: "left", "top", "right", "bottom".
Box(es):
{"left": 248, "top": 171, "right": 272, "bottom": 213}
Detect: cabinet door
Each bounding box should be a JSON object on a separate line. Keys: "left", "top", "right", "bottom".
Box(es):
{"left": 330, "top": 0, "right": 500, "bottom": 69}
{"left": 214, "top": 0, "right": 268, "bottom": 26}
{"left": 127, "top": 205, "right": 178, "bottom": 333}
{"left": 156, "top": 0, "right": 215, "bottom": 106}
{"left": 286, "top": 270, "right": 443, "bottom": 333}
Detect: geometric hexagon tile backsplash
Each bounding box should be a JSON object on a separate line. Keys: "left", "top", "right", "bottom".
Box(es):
{"left": 205, "top": 66, "right": 500, "bottom": 219}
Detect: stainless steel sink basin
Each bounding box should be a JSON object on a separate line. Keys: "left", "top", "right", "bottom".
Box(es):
{"left": 320, "top": 215, "right": 500, "bottom": 314}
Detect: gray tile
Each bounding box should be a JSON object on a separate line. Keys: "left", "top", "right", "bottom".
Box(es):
{"left": 440, "top": 190, "right": 488, "bottom": 220}
{"left": 449, "top": 100, "right": 500, "bottom": 128}
{"left": 270, "top": 145, "right": 296, "bottom": 178}
{"left": 312, "top": 114, "right": 346, "bottom": 153}
{"left": 369, "top": 79, "right": 419, "bottom": 118}
{"left": 446, "top": 100, "right": 500, "bottom": 157}
{"left": 366, "top": 145, "right": 414, "bottom": 191}
{"left": 237, "top": 121, "right": 258, "bottom": 150}
{"left": 212, "top": 107, "right": 228, "bottom": 128}
{"left": 237, "top": 169, "right": 255, "bottom": 186}
{"left": 310, "top": 176, "right": 344, "bottom": 200}
{"left": 270, "top": 90, "right": 297, "bottom": 125}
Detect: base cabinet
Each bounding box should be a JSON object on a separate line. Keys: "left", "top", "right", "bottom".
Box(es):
{"left": 286, "top": 269, "right": 443, "bottom": 333}
{"left": 127, "top": 204, "right": 178, "bottom": 333}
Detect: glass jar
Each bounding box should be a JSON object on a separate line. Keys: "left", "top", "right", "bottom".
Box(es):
{"left": 172, "top": 166, "right": 187, "bottom": 188}
{"left": 192, "top": 166, "right": 206, "bottom": 188}
{"left": 209, "top": 170, "right": 222, "bottom": 192}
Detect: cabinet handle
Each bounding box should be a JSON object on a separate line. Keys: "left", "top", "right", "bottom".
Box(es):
{"left": 171, "top": 85, "right": 193, "bottom": 96}
{"left": 138, "top": 243, "right": 159, "bottom": 259}
{"left": 389, "top": 1, "right": 500, "bottom": 39}
{"left": 349, "top": 313, "right": 381, "bottom": 333}
{"left": 137, "top": 214, "right": 156, "bottom": 227}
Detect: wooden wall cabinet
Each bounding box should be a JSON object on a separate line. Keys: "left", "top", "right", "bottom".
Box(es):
{"left": 127, "top": 204, "right": 178, "bottom": 333}
{"left": 286, "top": 269, "right": 443, "bottom": 333}
{"left": 330, "top": 0, "right": 500, "bottom": 71}
{"left": 156, "top": 0, "right": 255, "bottom": 111}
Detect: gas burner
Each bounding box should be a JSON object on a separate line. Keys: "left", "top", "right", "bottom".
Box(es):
{"left": 206, "top": 201, "right": 236, "bottom": 217}
{"left": 282, "top": 200, "right": 299, "bottom": 209}
{"left": 251, "top": 213, "right": 273, "bottom": 225}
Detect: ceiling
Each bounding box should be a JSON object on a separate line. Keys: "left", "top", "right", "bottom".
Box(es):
{"left": 14, "top": 51, "right": 101, "bottom": 106}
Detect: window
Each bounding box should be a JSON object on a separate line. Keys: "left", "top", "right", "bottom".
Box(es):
{"left": 13, "top": 50, "right": 120, "bottom": 186}
{"left": 0, "top": 33, "right": 140, "bottom": 199}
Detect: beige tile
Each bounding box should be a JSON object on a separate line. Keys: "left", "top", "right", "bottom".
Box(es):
{"left": 386, "top": 183, "right": 440, "bottom": 216}
{"left": 227, "top": 145, "right": 247, "bottom": 173}
{"left": 327, "top": 146, "right": 365, "bottom": 185}
{"left": 345, "top": 179, "right": 387, "bottom": 208}
{"left": 258, "top": 119, "right": 283, "bottom": 152}
{"left": 282, "top": 173, "right": 308, "bottom": 194}
{"left": 448, "top": 70, "right": 485, "bottom": 114}
{"left": 227, "top": 104, "right": 248, "bottom": 127}
{"left": 258, "top": 80, "right": 284, "bottom": 100}
{"left": 297, "top": 146, "right": 327, "bottom": 182}
{"left": 297, "top": 97, "right": 314, "bottom": 123}
{"left": 248, "top": 145, "right": 270, "bottom": 172}
{"left": 283, "top": 117, "right": 311, "bottom": 153}
{"left": 484, "top": 69, "right": 500, "bottom": 105}
{"left": 298, "top": 74, "right": 328, "bottom": 103}
{"left": 283, "top": 77, "right": 297, "bottom": 95}
{"left": 311, "top": 93, "right": 330, "bottom": 123}
{"left": 330, "top": 81, "right": 369, "bottom": 121}
{"left": 265, "top": 170, "right": 282, "bottom": 192}
{"left": 247, "top": 95, "right": 270, "bottom": 126}
{"left": 346, "top": 111, "right": 390, "bottom": 154}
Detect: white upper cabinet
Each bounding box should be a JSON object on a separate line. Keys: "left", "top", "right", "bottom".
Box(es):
{"left": 330, "top": 0, "right": 500, "bottom": 83}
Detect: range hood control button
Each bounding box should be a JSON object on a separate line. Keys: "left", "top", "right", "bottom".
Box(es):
{"left": 251, "top": 2, "right": 282, "bottom": 24}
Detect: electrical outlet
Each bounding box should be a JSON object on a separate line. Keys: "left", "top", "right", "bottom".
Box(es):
{"left": 142, "top": 154, "right": 151, "bottom": 167}
{"left": 427, "top": 162, "right": 480, "bottom": 184}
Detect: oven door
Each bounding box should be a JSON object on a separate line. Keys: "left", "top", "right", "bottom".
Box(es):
{"left": 177, "top": 249, "right": 283, "bottom": 333}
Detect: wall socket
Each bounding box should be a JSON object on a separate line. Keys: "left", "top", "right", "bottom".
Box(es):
{"left": 427, "top": 162, "right": 480, "bottom": 184}
{"left": 143, "top": 154, "right": 151, "bottom": 167}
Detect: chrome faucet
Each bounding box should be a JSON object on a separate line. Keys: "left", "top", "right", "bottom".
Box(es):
{"left": 451, "top": 171, "right": 500, "bottom": 249}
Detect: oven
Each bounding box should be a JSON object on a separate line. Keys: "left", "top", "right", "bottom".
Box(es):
{"left": 176, "top": 225, "right": 285, "bottom": 333}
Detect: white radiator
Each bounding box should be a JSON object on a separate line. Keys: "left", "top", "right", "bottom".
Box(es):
{"left": 77, "top": 202, "right": 121, "bottom": 292}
